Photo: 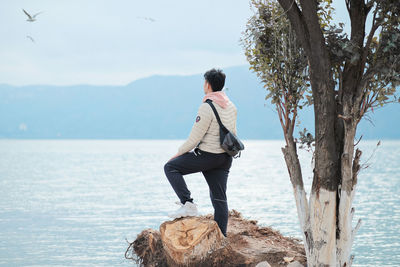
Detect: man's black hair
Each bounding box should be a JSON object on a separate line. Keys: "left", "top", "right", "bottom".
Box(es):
{"left": 204, "top": 68, "right": 226, "bottom": 92}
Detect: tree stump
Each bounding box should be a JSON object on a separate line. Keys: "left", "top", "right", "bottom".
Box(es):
{"left": 160, "top": 217, "right": 225, "bottom": 266}
{"left": 126, "top": 210, "right": 307, "bottom": 267}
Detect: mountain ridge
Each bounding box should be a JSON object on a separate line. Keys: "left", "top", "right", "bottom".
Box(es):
{"left": 0, "top": 65, "right": 399, "bottom": 139}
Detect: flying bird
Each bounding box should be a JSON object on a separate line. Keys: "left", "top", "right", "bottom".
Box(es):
{"left": 137, "top": 16, "right": 156, "bottom": 22}
{"left": 22, "top": 9, "right": 42, "bottom": 22}
{"left": 26, "top": 35, "right": 35, "bottom": 43}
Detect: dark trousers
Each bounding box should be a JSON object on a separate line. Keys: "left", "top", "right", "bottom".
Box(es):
{"left": 164, "top": 148, "right": 233, "bottom": 236}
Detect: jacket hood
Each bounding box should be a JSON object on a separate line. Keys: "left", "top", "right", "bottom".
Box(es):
{"left": 202, "top": 91, "right": 230, "bottom": 109}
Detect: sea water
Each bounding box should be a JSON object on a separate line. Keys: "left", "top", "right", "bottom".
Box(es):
{"left": 0, "top": 140, "right": 399, "bottom": 266}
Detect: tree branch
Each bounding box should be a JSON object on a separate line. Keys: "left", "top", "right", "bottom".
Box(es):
{"left": 299, "top": 0, "right": 325, "bottom": 47}
{"left": 354, "top": 63, "right": 378, "bottom": 117}
{"left": 277, "top": 0, "right": 311, "bottom": 55}
{"left": 359, "top": 92, "right": 368, "bottom": 118}
{"left": 291, "top": 106, "right": 298, "bottom": 137}
{"left": 354, "top": 135, "right": 363, "bottom": 146}
{"left": 298, "top": 0, "right": 333, "bottom": 86}
{"left": 338, "top": 66, "right": 344, "bottom": 104}
{"left": 277, "top": 103, "right": 288, "bottom": 143}
{"left": 360, "top": 6, "right": 380, "bottom": 80}
{"left": 342, "top": 0, "right": 368, "bottom": 99}
{"left": 351, "top": 218, "right": 362, "bottom": 244}
{"left": 345, "top": 0, "right": 351, "bottom": 15}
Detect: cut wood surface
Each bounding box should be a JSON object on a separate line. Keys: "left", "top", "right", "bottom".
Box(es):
{"left": 126, "top": 210, "right": 306, "bottom": 267}
{"left": 160, "top": 217, "right": 225, "bottom": 265}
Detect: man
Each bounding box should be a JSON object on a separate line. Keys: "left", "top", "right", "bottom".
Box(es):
{"left": 164, "top": 68, "right": 237, "bottom": 237}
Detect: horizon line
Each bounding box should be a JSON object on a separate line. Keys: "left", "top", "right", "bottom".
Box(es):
{"left": 0, "top": 64, "right": 250, "bottom": 88}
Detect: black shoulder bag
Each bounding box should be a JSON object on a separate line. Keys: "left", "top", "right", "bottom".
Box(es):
{"left": 205, "top": 99, "right": 245, "bottom": 158}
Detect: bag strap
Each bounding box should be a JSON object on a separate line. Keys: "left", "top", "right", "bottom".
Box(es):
{"left": 205, "top": 99, "right": 229, "bottom": 132}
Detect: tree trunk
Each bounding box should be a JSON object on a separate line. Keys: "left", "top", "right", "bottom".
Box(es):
{"left": 304, "top": 75, "right": 339, "bottom": 266}
{"left": 336, "top": 122, "right": 362, "bottom": 266}
{"left": 281, "top": 134, "right": 311, "bottom": 260}
{"left": 307, "top": 188, "right": 338, "bottom": 266}
{"left": 273, "top": 0, "right": 372, "bottom": 265}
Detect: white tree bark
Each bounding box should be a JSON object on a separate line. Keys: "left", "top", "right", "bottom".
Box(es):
{"left": 293, "top": 184, "right": 311, "bottom": 260}
{"left": 337, "top": 190, "right": 353, "bottom": 267}
{"left": 282, "top": 142, "right": 311, "bottom": 260}
{"left": 337, "top": 126, "right": 362, "bottom": 267}
{"left": 281, "top": 118, "right": 363, "bottom": 266}
{"left": 308, "top": 188, "right": 337, "bottom": 266}
{"left": 283, "top": 141, "right": 338, "bottom": 266}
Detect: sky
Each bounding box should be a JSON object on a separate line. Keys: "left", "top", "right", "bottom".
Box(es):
{"left": 0, "top": 0, "right": 351, "bottom": 86}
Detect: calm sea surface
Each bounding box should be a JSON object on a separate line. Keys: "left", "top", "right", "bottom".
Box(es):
{"left": 0, "top": 140, "right": 399, "bottom": 267}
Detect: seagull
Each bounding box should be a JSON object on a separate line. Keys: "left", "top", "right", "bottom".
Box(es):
{"left": 137, "top": 16, "right": 156, "bottom": 22}
{"left": 22, "top": 9, "right": 42, "bottom": 22}
{"left": 26, "top": 35, "right": 35, "bottom": 43}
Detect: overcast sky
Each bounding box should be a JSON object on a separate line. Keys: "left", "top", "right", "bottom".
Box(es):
{"left": 0, "top": 1, "right": 350, "bottom": 86}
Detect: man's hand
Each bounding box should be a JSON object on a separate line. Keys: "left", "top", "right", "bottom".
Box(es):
{"left": 168, "top": 153, "right": 180, "bottom": 162}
